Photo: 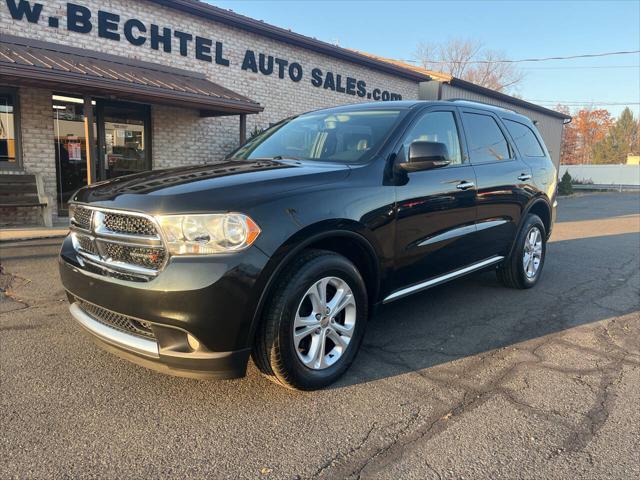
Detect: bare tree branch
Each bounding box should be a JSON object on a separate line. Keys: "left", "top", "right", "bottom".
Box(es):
{"left": 413, "top": 38, "right": 524, "bottom": 93}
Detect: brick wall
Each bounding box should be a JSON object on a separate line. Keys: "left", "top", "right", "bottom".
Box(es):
{"left": 0, "top": 0, "right": 421, "bottom": 226}
{"left": 0, "top": 87, "right": 55, "bottom": 226}
{"left": 151, "top": 106, "right": 240, "bottom": 169}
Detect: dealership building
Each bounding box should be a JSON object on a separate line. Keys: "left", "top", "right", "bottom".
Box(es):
{"left": 0, "top": 0, "right": 570, "bottom": 226}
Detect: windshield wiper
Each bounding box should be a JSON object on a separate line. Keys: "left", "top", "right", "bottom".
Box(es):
{"left": 270, "top": 155, "right": 304, "bottom": 161}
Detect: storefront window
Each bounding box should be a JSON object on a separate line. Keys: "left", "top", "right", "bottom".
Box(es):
{"left": 0, "top": 91, "right": 19, "bottom": 168}
{"left": 98, "top": 102, "right": 150, "bottom": 179}
{"left": 53, "top": 95, "right": 93, "bottom": 215}
{"left": 53, "top": 96, "right": 151, "bottom": 215}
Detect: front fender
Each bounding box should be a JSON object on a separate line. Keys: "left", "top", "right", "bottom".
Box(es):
{"left": 248, "top": 221, "right": 383, "bottom": 346}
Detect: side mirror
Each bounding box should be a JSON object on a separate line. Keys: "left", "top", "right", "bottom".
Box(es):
{"left": 403, "top": 141, "right": 451, "bottom": 172}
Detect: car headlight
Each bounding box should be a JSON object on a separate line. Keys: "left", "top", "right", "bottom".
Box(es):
{"left": 156, "top": 213, "right": 261, "bottom": 255}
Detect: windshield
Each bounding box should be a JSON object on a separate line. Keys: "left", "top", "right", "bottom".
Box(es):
{"left": 228, "top": 109, "right": 404, "bottom": 163}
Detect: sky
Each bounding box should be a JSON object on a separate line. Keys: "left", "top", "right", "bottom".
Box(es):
{"left": 210, "top": 0, "right": 640, "bottom": 118}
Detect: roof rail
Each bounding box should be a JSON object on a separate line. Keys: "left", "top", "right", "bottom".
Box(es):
{"left": 445, "top": 98, "right": 517, "bottom": 114}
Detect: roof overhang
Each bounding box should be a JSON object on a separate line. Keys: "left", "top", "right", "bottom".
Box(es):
{"left": 0, "top": 34, "right": 263, "bottom": 116}
{"left": 446, "top": 77, "right": 571, "bottom": 120}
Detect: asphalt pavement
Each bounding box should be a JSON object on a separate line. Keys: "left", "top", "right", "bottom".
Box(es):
{"left": 1, "top": 192, "right": 639, "bottom": 479}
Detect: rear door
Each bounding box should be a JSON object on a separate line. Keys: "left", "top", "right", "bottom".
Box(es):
{"left": 459, "top": 108, "right": 533, "bottom": 259}
{"left": 502, "top": 118, "right": 557, "bottom": 202}
{"left": 391, "top": 107, "right": 478, "bottom": 292}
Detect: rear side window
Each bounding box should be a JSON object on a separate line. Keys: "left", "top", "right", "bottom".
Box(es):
{"left": 504, "top": 119, "right": 545, "bottom": 157}
{"left": 462, "top": 112, "right": 512, "bottom": 163}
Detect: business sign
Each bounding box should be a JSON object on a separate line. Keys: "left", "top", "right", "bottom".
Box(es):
{"left": 4, "top": 0, "right": 404, "bottom": 101}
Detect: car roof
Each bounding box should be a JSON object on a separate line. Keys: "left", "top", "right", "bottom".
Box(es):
{"left": 309, "top": 100, "right": 533, "bottom": 124}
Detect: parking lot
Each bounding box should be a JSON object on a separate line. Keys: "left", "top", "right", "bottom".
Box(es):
{"left": 1, "top": 192, "right": 639, "bottom": 479}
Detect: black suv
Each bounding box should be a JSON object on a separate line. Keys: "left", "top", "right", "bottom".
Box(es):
{"left": 59, "top": 100, "right": 557, "bottom": 390}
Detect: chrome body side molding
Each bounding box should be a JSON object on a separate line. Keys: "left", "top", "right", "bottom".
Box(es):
{"left": 417, "top": 219, "right": 508, "bottom": 248}
{"left": 476, "top": 218, "right": 508, "bottom": 232}
{"left": 417, "top": 224, "right": 476, "bottom": 247}
{"left": 383, "top": 256, "right": 505, "bottom": 303}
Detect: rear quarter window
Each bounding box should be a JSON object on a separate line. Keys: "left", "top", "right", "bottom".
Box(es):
{"left": 504, "top": 119, "right": 546, "bottom": 157}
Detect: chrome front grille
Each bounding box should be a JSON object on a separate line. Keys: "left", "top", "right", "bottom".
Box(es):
{"left": 70, "top": 205, "right": 167, "bottom": 281}
{"left": 102, "top": 243, "right": 166, "bottom": 270}
{"left": 77, "top": 299, "right": 155, "bottom": 340}
{"left": 76, "top": 234, "right": 99, "bottom": 255}
{"left": 72, "top": 206, "right": 93, "bottom": 230}
{"left": 103, "top": 212, "right": 157, "bottom": 236}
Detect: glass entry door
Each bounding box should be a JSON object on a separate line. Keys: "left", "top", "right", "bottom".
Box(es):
{"left": 96, "top": 101, "right": 151, "bottom": 180}
{"left": 53, "top": 95, "right": 92, "bottom": 215}
{"left": 53, "top": 98, "right": 151, "bottom": 216}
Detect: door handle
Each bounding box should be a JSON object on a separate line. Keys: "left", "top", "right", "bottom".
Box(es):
{"left": 456, "top": 181, "right": 475, "bottom": 190}
{"left": 518, "top": 173, "right": 532, "bottom": 181}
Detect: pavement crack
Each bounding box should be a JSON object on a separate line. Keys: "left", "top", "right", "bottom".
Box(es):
{"left": 311, "top": 421, "right": 379, "bottom": 479}
{"left": 561, "top": 359, "right": 625, "bottom": 455}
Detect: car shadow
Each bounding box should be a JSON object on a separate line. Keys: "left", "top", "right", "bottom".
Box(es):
{"left": 332, "top": 231, "right": 639, "bottom": 389}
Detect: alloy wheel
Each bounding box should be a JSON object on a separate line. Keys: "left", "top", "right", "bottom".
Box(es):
{"left": 523, "top": 226, "right": 543, "bottom": 279}
{"left": 293, "top": 276, "right": 357, "bottom": 370}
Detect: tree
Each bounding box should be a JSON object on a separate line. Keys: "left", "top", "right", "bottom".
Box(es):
{"left": 592, "top": 107, "right": 639, "bottom": 164}
{"left": 557, "top": 105, "right": 579, "bottom": 165}
{"left": 571, "top": 108, "right": 613, "bottom": 164}
{"left": 414, "top": 38, "right": 524, "bottom": 93}
{"left": 558, "top": 171, "right": 574, "bottom": 195}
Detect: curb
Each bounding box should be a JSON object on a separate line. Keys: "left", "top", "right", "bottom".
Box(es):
{"left": 0, "top": 233, "right": 68, "bottom": 244}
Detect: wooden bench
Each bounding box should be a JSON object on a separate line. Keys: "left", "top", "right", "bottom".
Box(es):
{"left": 0, "top": 174, "right": 52, "bottom": 227}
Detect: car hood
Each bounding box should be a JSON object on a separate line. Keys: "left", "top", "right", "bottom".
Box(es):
{"left": 71, "top": 159, "right": 351, "bottom": 213}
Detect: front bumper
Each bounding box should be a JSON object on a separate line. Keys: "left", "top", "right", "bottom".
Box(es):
{"left": 59, "top": 235, "right": 271, "bottom": 379}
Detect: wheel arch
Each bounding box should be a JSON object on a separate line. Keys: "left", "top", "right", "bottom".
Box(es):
{"left": 248, "top": 220, "right": 382, "bottom": 346}
{"left": 507, "top": 196, "right": 552, "bottom": 259}
{"left": 527, "top": 197, "right": 552, "bottom": 238}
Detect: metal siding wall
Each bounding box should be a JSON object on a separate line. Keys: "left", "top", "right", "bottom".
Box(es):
{"left": 432, "top": 83, "right": 565, "bottom": 168}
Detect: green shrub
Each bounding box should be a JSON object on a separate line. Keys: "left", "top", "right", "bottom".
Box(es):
{"left": 558, "top": 171, "right": 574, "bottom": 196}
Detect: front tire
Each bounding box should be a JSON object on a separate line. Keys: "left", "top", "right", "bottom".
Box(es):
{"left": 252, "top": 249, "right": 368, "bottom": 390}
{"left": 497, "top": 213, "right": 547, "bottom": 289}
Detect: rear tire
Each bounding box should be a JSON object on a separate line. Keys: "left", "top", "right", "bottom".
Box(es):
{"left": 497, "top": 214, "right": 546, "bottom": 289}
{"left": 252, "top": 249, "right": 368, "bottom": 390}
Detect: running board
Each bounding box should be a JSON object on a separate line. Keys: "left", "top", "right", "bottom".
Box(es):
{"left": 383, "top": 256, "right": 505, "bottom": 303}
